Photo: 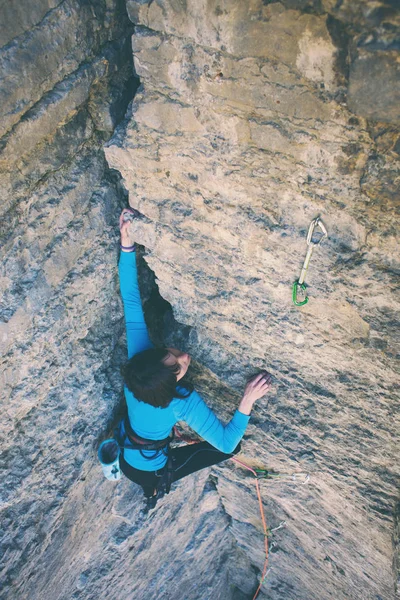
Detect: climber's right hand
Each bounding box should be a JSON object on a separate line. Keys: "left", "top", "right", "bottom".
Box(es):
{"left": 238, "top": 372, "right": 272, "bottom": 415}
{"left": 119, "top": 208, "right": 137, "bottom": 246}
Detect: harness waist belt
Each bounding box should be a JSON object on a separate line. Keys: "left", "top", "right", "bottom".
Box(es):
{"left": 124, "top": 417, "right": 174, "bottom": 451}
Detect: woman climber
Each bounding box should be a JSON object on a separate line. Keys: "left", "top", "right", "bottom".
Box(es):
{"left": 117, "top": 208, "right": 272, "bottom": 510}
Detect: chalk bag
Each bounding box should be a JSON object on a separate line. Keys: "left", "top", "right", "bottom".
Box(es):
{"left": 98, "top": 439, "right": 121, "bottom": 481}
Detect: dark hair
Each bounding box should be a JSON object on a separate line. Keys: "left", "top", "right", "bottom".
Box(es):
{"left": 121, "top": 348, "right": 192, "bottom": 408}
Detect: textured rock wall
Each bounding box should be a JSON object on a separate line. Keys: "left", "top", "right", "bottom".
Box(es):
{"left": 0, "top": 1, "right": 137, "bottom": 597}
{"left": 1, "top": 1, "right": 399, "bottom": 600}
{"left": 104, "top": 1, "right": 400, "bottom": 599}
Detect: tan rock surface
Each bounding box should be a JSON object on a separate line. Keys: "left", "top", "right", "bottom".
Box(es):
{"left": 105, "top": 1, "right": 400, "bottom": 598}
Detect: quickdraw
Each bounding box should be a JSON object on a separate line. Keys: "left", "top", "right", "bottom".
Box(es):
{"left": 293, "top": 217, "right": 328, "bottom": 306}
{"left": 255, "top": 468, "right": 310, "bottom": 484}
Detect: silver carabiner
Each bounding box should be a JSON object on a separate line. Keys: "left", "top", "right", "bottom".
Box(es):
{"left": 306, "top": 217, "right": 328, "bottom": 248}
{"left": 293, "top": 217, "right": 328, "bottom": 306}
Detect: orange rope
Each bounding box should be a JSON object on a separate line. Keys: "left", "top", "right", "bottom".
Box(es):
{"left": 174, "top": 430, "right": 269, "bottom": 598}
{"left": 231, "top": 457, "right": 269, "bottom": 600}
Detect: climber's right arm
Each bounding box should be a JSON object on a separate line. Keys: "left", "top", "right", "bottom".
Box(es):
{"left": 118, "top": 209, "right": 153, "bottom": 359}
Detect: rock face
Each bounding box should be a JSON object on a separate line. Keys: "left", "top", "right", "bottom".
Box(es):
{"left": 0, "top": 1, "right": 137, "bottom": 598}
{"left": 1, "top": 1, "right": 399, "bottom": 600}
{"left": 104, "top": 1, "right": 399, "bottom": 599}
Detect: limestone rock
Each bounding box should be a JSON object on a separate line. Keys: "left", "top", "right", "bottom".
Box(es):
{"left": 0, "top": 0, "right": 132, "bottom": 138}
{"left": 0, "top": 1, "right": 137, "bottom": 598}
{"left": 348, "top": 48, "right": 400, "bottom": 123}
{"left": 0, "top": 0, "right": 60, "bottom": 49}
{"left": 1, "top": 1, "right": 399, "bottom": 600}
{"left": 105, "top": 1, "right": 400, "bottom": 598}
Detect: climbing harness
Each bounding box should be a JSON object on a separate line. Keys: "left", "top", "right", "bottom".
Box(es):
{"left": 292, "top": 217, "right": 328, "bottom": 306}
{"left": 115, "top": 417, "right": 175, "bottom": 504}
{"left": 119, "top": 416, "right": 174, "bottom": 458}
{"left": 98, "top": 419, "right": 175, "bottom": 491}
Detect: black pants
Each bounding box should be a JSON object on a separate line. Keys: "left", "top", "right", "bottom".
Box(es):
{"left": 120, "top": 441, "right": 241, "bottom": 498}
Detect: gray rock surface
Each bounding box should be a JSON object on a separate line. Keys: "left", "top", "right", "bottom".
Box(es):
{"left": 348, "top": 48, "right": 400, "bottom": 123}
{"left": 1, "top": 1, "right": 399, "bottom": 600}
{"left": 0, "top": 1, "right": 137, "bottom": 598}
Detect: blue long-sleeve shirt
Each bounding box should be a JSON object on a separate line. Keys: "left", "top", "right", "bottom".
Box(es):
{"left": 119, "top": 251, "right": 250, "bottom": 471}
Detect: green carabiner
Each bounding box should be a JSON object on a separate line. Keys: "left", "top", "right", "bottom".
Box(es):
{"left": 292, "top": 280, "right": 308, "bottom": 306}
{"left": 292, "top": 217, "right": 327, "bottom": 306}
{"left": 255, "top": 468, "right": 270, "bottom": 479}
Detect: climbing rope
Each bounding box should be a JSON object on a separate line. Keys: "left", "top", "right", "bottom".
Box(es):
{"left": 230, "top": 456, "right": 269, "bottom": 600}
{"left": 173, "top": 429, "right": 269, "bottom": 599}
